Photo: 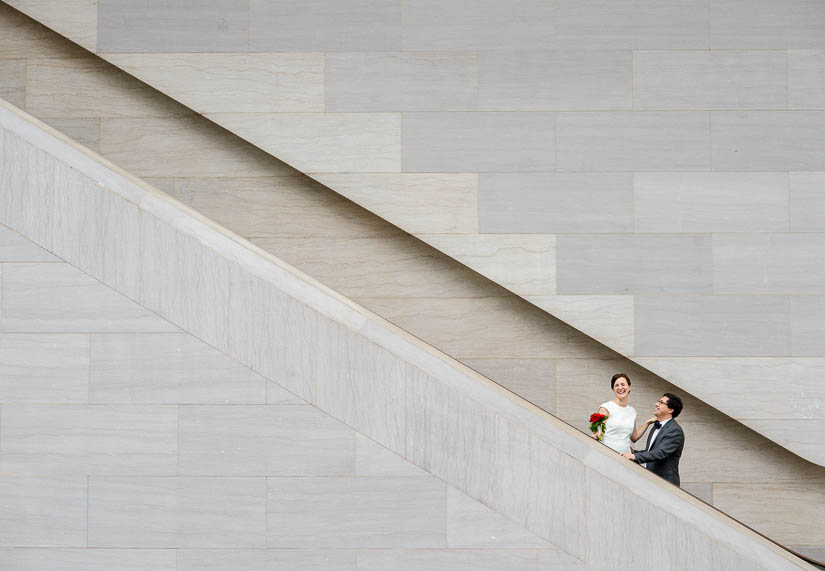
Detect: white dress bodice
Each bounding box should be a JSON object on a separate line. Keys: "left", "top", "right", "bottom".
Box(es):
{"left": 600, "top": 400, "right": 636, "bottom": 454}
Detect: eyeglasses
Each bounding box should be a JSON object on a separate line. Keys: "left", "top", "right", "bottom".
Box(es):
{"left": 656, "top": 399, "right": 669, "bottom": 405}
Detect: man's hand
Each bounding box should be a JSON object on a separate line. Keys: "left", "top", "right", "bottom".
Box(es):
{"left": 621, "top": 453, "right": 636, "bottom": 461}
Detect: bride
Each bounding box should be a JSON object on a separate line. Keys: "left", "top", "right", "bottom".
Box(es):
{"left": 593, "top": 373, "right": 655, "bottom": 454}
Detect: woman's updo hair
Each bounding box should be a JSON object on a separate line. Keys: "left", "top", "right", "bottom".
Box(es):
{"left": 610, "top": 373, "right": 631, "bottom": 389}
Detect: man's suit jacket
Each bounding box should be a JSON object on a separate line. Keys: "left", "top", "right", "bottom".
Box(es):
{"left": 634, "top": 419, "right": 684, "bottom": 486}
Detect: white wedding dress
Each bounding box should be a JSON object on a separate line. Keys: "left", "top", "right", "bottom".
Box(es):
{"left": 600, "top": 400, "right": 636, "bottom": 454}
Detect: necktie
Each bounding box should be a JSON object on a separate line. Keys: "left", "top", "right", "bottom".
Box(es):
{"left": 653, "top": 420, "right": 662, "bottom": 430}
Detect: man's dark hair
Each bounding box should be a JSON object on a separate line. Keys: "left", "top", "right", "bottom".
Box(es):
{"left": 662, "top": 393, "right": 683, "bottom": 418}
{"left": 610, "top": 373, "right": 630, "bottom": 389}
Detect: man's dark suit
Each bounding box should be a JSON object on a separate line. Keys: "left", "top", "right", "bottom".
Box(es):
{"left": 634, "top": 419, "right": 684, "bottom": 486}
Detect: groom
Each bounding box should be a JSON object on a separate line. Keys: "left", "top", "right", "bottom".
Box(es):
{"left": 621, "top": 393, "right": 684, "bottom": 486}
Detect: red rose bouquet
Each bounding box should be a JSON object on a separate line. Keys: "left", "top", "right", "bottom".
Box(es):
{"left": 589, "top": 413, "right": 607, "bottom": 441}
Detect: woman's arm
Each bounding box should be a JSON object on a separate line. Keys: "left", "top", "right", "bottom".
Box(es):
{"left": 630, "top": 416, "right": 656, "bottom": 442}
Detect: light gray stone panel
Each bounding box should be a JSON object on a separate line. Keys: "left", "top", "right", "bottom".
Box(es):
{"left": 315, "top": 320, "right": 406, "bottom": 453}
{"left": 355, "top": 433, "right": 427, "bottom": 477}
{"left": 406, "top": 365, "right": 495, "bottom": 503}
{"left": 493, "top": 419, "right": 586, "bottom": 558}
{"left": 0, "top": 225, "right": 57, "bottom": 261}
{"left": 0, "top": 3, "right": 88, "bottom": 59}
{"left": 0, "top": 548, "right": 176, "bottom": 571}
{"left": 227, "top": 267, "right": 318, "bottom": 403}
{"left": 675, "top": 522, "right": 764, "bottom": 571}
{"left": 634, "top": 172, "right": 789, "bottom": 232}
{"left": 478, "top": 51, "right": 632, "bottom": 110}
{"left": 633, "top": 356, "right": 825, "bottom": 420}
{"left": 0, "top": 59, "right": 25, "bottom": 108}
{"left": 360, "top": 296, "right": 615, "bottom": 360}
{"left": 539, "top": 551, "right": 588, "bottom": 570}
{"left": 635, "top": 50, "right": 787, "bottom": 110}
{"left": 479, "top": 173, "right": 633, "bottom": 233}
{"left": 89, "top": 333, "right": 266, "bottom": 404}
{"left": 99, "top": 116, "right": 276, "bottom": 178}
{"left": 555, "top": 0, "right": 708, "bottom": 49}
{"left": 1, "top": 263, "right": 176, "bottom": 332}
{"left": 326, "top": 52, "right": 477, "bottom": 112}
{"left": 791, "top": 297, "right": 825, "bottom": 356}
{"left": 527, "top": 295, "right": 635, "bottom": 355}
{"left": 177, "top": 549, "right": 356, "bottom": 571}
{"left": 250, "top": 0, "right": 401, "bottom": 51}
{"left": 403, "top": 112, "right": 555, "bottom": 172}
{"left": 0, "top": 404, "right": 178, "bottom": 475}
{"left": 461, "top": 358, "right": 555, "bottom": 413}
{"left": 0, "top": 334, "right": 89, "bottom": 403}
{"left": 713, "top": 234, "right": 825, "bottom": 293}
{"left": 712, "top": 111, "right": 825, "bottom": 171}
{"left": 402, "top": 0, "right": 554, "bottom": 50}
{"left": 680, "top": 483, "right": 714, "bottom": 504}
{"left": 743, "top": 420, "right": 825, "bottom": 466}
{"left": 53, "top": 167, "right": 141, "bottom": 299}
{"left": 266, "top": 477, "right": 446, "bottom": 547}
{"left": 356, "top": 549, "right": 539, "bottom": 571}
{"left": 419, "top": 234, "right": 556, "bottom": 297}
{"left": 0, "top": 131, "right": 55, "bottom": 250}
{"left": 556, "top": 111, "right": 709, "bottom": 171}
{"left": 4, "top": 0, "right": 99, "bottom": 51}
{"left": 313, "top": 173, "right": 478, "bottom": 235}
{"left": 25, "top": 58, "right": 186, "bottom": 119}
{"left": 714, "top": 481, "right": 825, "bottom": 544}
{"left": 790, "top": 172, "right": 825, "bottom": 231}
{"left": 635, "top": 295, "right": 789, "bottom": 356}
{"left": 170, "top": 175, "right": 393, "bottom": 239}
{"left": 446, "top": 486, "right": 554, "bottom": 548}
{"left": 266, "top": 381, "right": 304, "bottom": 405}
{"left": 0, "top": 477, "right": 86, "bottom": 547}
{"left": 556, "top": 235, "right": 713, "bottom": 294}
{"left": 711, "top": 0, "right": 825, "bottom": 49}
{"left": 178, "top": 405, "right": 355, "bottom": 476}
{"left": 587, "top": 470, "right": 676, "bottom": 571}
{"left": 206, "top": 112, "right": 402, "bottom": 174}
{"left": 98, "top": 0, "right": 249, "bottom": 53}
{"left": 88, "top": 477, "right": 267, "bottom": 547}
{"left": 139, "top": 215, "right": 230, "bottom": 350}
{"left": 789, "top": 50, "right": 825, "bottom": 109}
{"left": 40, "top": 118, "right": 100, "bottom": 151}
{"left": 104, "top": 53, "right": 326, "bottom": 113}
{"left": 251, "top": 236, "right": 493, "bottom": 299}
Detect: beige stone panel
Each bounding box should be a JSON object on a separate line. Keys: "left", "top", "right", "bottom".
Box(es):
{"left": 104, "top": 53, "right": 325, "bottom": 113}
{"left": 527, "top": 295, "right": 634, "bottom": 355}
{"left": 251, "top": 236, "right": 499, "bottom": 299}
{"left": 40, "top": 117, "right": 99, "bottom": 151}
{"left": 26, "top": 57, "right": 189, "bottom": 119}
{"left": 554, "top": 358, "right": 718, "bottom": 426}
{"left": 741, "top": 419, "right": 825, "bottom": 468}
{"left": 0, "top": 59, "right": 25, "bottom": 108}
{"left": 462, "top": 358, "right": 555, "bottom": 413}
{"left": 677, "top": 421, "right": 824, "bottom": 483}
{"left": 170, "top": 176, "right": 394, "bottom": 239}
{"left": 5, "top": 0, "right": 98, "bottom": 52}
{"left": 207, "top": 112, "right": 402, "bottom": 173}
{"left": 714, "top": 481, "right": 825, "bottom": 545}
{"left": 420, "top": 234, "right": 555, "bottom": 297}
{"left": 313, "top": 173, "right": 478, "bottom": 234}
{"left": 99, "top": 116, "right": 278, "bottom": 178}
{"left": 0, "top": 3, "right": 87, "bottom": 59}
{"left": 358, "top": 296, "right": 615, "bottom": 360}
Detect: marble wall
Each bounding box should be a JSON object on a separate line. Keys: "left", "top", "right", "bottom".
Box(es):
{"left": 0, "top": 89, "right": 814, "bottom": 571}
{"left": 4, "top": 0, "right": 824, "bottom": 466}
{"left": 0, "top": 5, "right": 823, "bottom": 556}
